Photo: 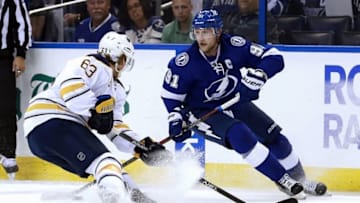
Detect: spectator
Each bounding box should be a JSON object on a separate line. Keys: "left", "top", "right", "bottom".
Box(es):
{"left": 29, "top": 0, "right": 46, "bottom": 41}
{"left": 353, "top": 0, "right": 360, "bottom": 30}
{"left": 63, "top": 0, "right": 122, "bottom": 41}
{"left": 74, "top": 0, "right": 124, "bottom": 42}
{"left": 268, "top": 0, "right": 288, "bottom": 16}
{"left": 203, "top": 0, "right": 288, "bottom": 17}
{"left": 119, "top": 0, "right": 165, "bottom": 44}
{"left": 29, "top": 0, "right": 60, "bottom": 41}
{"left": 0, "top": 0, "right": 32, "bottom": 180}
{"left": 63, "top": 1, "right": 88, "bottom": 41}
{"left": 162, "top": 0, "right": 194, "bottom": 44}
{"left": 223, "top": 0, "right": 280, "bottom": 43}
{"left": 283, "top": 0, "right": 304, "bottom": 15}
{"left": 300, "top": 0, "right": 326, "bottom": 16}
{"left": 203, "top": 0, "right": 238, "bottom": 18}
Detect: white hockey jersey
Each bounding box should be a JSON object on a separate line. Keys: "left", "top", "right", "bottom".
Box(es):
{"left": 23, "top": 55, "right": 129, "bottom": 139}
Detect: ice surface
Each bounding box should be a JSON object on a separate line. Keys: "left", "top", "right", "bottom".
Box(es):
{"left": 1, "top": 180, "right": 360, "bottom": 203}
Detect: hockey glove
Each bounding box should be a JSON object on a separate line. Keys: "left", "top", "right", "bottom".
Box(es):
{"left": 88, "top": 95, "right": 114, "bottom": 134}
{"left": 134, "top": 137, "right": 173, "bottom": 166}
{"left": 168, "top": 107, "right": 191, "bottom": 142}
{"left": 238, "top": 67, "right": 268, "bottom": 102}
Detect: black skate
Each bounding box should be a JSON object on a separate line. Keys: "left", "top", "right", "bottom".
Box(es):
{"left": 130, "top": 188, "right": 157, "bottom": 203}
{"left": 302, "top": 179, "right": 327, "bottom": 196}
{"left": 277, "top": 174, "right": 305, "bottom": 199}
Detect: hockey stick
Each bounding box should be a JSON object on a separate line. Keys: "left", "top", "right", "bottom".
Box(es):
{"left": 116, "top": 121, "right": 298, "bottom": 203}
{"left": 42, "top": 93, "right": 242, "bottom": 200}
{"left": 116, "top": 94, "right": 248, "bottom": 203}
{"left": 122, "top": 92, "right": 241, "bottom": 167}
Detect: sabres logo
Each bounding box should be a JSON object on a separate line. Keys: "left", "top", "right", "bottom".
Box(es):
{"left": 175, "top": 52, "right": 189, "bottom": 67}
{"left": 230, "top": 36, "right": 246, "bottom": 47}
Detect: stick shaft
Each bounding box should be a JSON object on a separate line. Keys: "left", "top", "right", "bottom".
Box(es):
{"left": 199, "top": 178, "right": 245, "bottom": 203}
{"left": 65, "top": 94, "right": 241, "bottom": 198}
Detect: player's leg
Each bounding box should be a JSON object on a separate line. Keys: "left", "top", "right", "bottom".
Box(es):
{"left": 27, "top": 118, "right": 128, "bottom": 202}
{"left": 191, "top": 110, "right": 303, "bottom": 196}
{"left": 0, "top": 55, "right": 18, "bottom": 179}
{"left": 235, "top": 102, "right": 327, "bottom": 196}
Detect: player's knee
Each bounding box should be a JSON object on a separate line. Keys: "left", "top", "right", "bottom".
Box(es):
{"left": 267, "top": 134, "right": 292, "bottom": 159}
{"left": 226, "top": 123, "right": 258, "bottom": 153}
{"left": 86, "top": 152, "right": 122, "bottom": 176}
{"left": 262, "top": 123, "right": 282, "bottom": 144}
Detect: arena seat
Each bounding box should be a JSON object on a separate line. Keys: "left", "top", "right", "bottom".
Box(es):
{"left": 289, "top": 31, "right": 335, "bottom": 45}
{"left": 339, "top": 31, "right": 360, "bottom": 45}
{"left": 306, "top": 16, "right": 352, "bottom": 45}
{"left": 276, "top": 15, "right": 306, "bottom": 44}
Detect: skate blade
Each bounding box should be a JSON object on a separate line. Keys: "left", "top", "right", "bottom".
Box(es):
{"left": 7, "top": 173, "right": 15, "bottom": 180}
{"left": 292, "top": 191, "right": 306, "bottom": 200}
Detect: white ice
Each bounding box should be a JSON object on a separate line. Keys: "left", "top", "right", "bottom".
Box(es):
{"left": 1, "top": 180, "right": 360, "bottom": 203}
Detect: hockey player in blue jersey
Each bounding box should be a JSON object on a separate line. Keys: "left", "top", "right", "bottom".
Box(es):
{"left": 161, "top": 9, "right": 327, "bottom": 197}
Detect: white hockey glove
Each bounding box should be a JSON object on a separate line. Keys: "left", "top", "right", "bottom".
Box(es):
{"left": 240, "top": 67, "right": 268, "bottom": 90}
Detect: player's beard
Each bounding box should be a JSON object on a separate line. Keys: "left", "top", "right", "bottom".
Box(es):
{"left": 199, "top": 40, "right": 219, "bottom": 56}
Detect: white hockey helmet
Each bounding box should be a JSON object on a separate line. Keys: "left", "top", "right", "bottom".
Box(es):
{"left": 98, "top": 31, "right": 135, "bottom": 72}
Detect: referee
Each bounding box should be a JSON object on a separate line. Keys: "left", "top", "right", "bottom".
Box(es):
{"left": 0, "top": 0, "right": 31, "bottom": 179}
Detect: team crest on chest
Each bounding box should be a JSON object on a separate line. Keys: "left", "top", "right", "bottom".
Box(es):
{"left": 230, "top": 36, "right": 246, "bottom": 47}
{"left": 175, "top": 52, "right": 189, "bottom": 67}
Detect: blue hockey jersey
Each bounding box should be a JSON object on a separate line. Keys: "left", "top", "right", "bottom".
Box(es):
{"left": 74, "top": 14, "right": 123, "bottom": 42}
{"left": 161, "top": 34, "right": 284, "bottom": 112}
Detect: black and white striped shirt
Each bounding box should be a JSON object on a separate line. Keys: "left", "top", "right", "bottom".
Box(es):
{"left": 0, "top": 0, "right": 31, "bottom": 58}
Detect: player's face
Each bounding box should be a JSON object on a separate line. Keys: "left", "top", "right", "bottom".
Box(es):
{"left": 112, "top": 55, "right": 127, "bottom": 79}
{"left": 193, "top": 28, "right": 219, "bottom": 55}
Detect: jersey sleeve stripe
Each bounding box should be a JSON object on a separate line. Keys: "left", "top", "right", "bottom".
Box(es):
{"left": 26, "top": 103, "right": 67, "bottom": 112}
{"left": 161, "top": 88, "right": 186, "bottom": 102}
{"left": 113, "top": 123, "right": 130, "bottom": 129}
{"left": 60, "top": 82, "right": 86, "bottom": 98}
{"left": 261, "top": 47, "right": 281, "bottom": 59}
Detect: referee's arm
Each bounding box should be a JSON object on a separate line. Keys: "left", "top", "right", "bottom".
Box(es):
{"left": 13, "top": 0, "right": 32, "bottom": 58}
{"left": 0, "top": 0, "right": 32, "bottom": 58}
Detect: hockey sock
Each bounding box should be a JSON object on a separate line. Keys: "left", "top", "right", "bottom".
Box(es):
{"left": 267, "top": 134, "right": 303, "bottom": 173}
{"left": 86, "top": 153, "right": 127, "bottom": 201}
{"left": 122, "top": 171, "right": 139, "bottom": 191}
{"left": 227, "top": 124, "right": 286, "bottom": 181}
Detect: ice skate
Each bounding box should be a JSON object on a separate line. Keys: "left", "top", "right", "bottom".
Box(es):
{"left": 0, "top": 157, "right": 18, "bottom": 180}
{"left": 301, "top": 179, "right": 327, "bottom": 196}
{"left": 97, "top": 176, "right": 128, "bottom": 203}
{"left": 130, "top": 188, "right": 157, "bottom": 203}
{"left": 277, "top": 173, "right": 306, "bottom": 199}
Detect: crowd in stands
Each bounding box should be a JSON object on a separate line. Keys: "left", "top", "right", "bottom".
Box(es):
{"left": 26, "top": 0, "right": 360, "bottom": 45}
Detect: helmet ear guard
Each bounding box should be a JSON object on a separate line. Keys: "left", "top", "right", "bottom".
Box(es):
{"left": 98, "top": 31, "right": 135, "bottom": 72}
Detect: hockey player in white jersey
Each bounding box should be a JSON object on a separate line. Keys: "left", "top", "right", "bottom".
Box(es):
{"left": 23, "top": 31, "right": 169, "bottom": 203}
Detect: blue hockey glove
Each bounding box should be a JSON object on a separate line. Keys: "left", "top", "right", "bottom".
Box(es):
{"left": 239, "top": 67, "right": 268, "bottom": 102}
{"left": 134, "top": 137, "right": 173, "bottom": 166}
{"left": 88, "top": 95, "right": 114, "bottom": 134}
{"left": 168, "top": 107, "right": 191, "bottom": 142}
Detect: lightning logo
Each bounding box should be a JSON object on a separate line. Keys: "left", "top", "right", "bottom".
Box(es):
{"left": 196, "top": 121, "right": 220, "bottom": 141}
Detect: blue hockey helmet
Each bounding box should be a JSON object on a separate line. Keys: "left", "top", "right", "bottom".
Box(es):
{"left": 192, "top": 9, "right": 223, "bottom": 30}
